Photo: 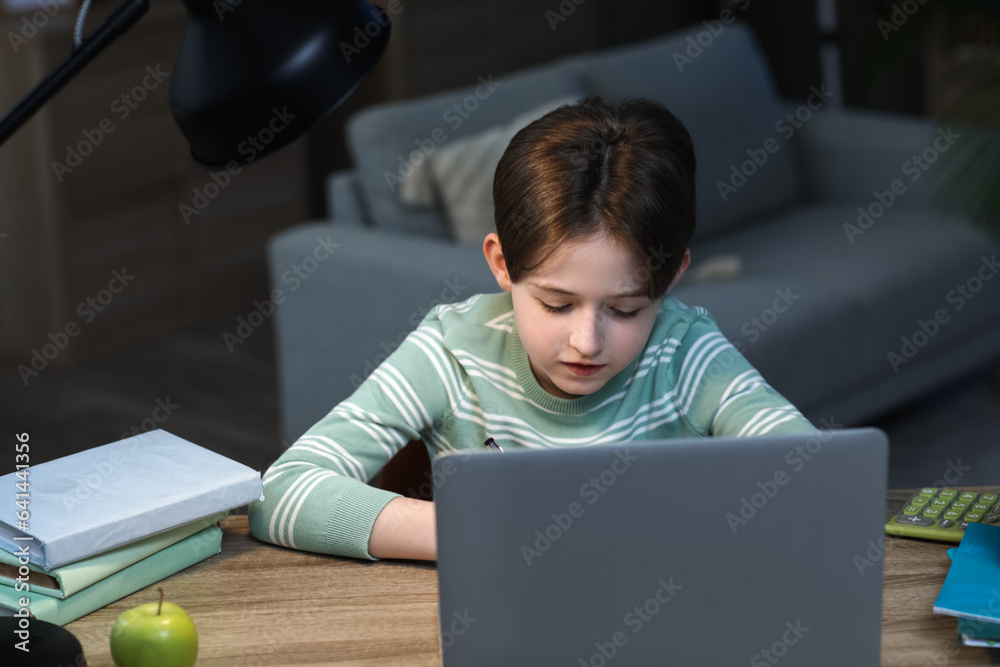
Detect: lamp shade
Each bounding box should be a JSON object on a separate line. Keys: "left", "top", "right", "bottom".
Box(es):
{"left": 169, "top": 0, "right": 391, "bottom": 168}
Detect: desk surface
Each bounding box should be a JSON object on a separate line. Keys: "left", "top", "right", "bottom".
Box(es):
{"left": 66, "top": 488, "right": 1000, "bottom": 666}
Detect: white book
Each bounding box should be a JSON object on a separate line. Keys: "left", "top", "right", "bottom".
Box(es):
{"left": 0, "top": 430, "right": 263, "bottom": 570}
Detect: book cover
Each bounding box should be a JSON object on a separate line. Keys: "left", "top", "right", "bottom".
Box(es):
{"left": 0, "top": 511, "right": 227, "bottom": 598}
{"left": 933, "top": 523, "right": 1000, "bottom": 624}
{"left": 0, "top": 429, "right": 263, "bottom": 569}
{"left": 0, "top": 525, "right": 222, "bottom": 626}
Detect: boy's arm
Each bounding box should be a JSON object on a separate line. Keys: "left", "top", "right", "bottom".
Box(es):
{"left": 369, "top": 497, "right": 437, "bottom": 560}
{"left": 674, "top": 315, "right": 818, "bottom": 437}
{"left": 248, "top": 321, "right": 462, "bottom": 561}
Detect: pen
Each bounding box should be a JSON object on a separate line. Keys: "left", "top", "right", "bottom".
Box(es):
{"left": 484, "top": 438, "right": 503, "bottom": 453}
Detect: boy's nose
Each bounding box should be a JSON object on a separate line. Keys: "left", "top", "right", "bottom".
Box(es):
{"left": 568, "top": 312, "right": 604, "bottom": 357}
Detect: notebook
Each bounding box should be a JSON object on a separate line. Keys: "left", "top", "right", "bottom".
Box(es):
{"left": 959, "top": 617, "right": 1000, "bottom": 645}
{"left": 434, "top": 427, "right": 888, "bottom": 667}
{"left": 933, "top": 522, "right": 1000, "bottom": 624}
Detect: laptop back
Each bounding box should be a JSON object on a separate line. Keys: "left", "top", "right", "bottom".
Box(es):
{"left": 434, "top": 428, "right": 888, "bottom": 666}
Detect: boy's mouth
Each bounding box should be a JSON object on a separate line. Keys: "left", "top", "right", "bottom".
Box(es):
{"left": 563, "top": 362, "right": 605, "bottom": 377}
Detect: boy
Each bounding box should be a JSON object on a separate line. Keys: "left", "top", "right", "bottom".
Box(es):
{"left": 248, "top": 97, "right": 817, "bottom": 561}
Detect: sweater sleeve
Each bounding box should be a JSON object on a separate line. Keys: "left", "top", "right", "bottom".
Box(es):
{"left": 672, "top": 311, "right": 819, "bottom": 437}
{"left": 248, "top": 315, "right": 464, "bottom": 560}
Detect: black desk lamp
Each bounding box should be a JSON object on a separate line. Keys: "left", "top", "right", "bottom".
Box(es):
{"left": 0, "top": 0, "right": 392, "bottom": 168}
{"left": 0, "top": 1, "right": 388, "bottom": 663}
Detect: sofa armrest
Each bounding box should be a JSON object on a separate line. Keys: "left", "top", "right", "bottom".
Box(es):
{"left": 792, "top": 108, "right": 952, "bottom": 206}
{"left": 325, "top": 169, "right": 368, "bottom": 225}
{"left": 267, "top": 224, "right": 498, "bottom": 444}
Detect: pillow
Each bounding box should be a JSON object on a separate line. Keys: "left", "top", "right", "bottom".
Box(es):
{"left": 398, "top": 97, "right": 578, "bottom": 244}
{"left": 397, "top": 154, "right": 436, "bottom": 208}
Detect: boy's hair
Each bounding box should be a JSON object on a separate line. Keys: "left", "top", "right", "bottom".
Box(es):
{"left": 492, "top": 96, "right": 696, "bottom": 300}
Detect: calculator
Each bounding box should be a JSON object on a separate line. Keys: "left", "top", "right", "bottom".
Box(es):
{"left": 885, "top": 488, "right": 1000, "bottom": 542}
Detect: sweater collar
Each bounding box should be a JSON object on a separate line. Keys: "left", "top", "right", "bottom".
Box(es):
{"left": 509, "top": 319, "right": 641, "bottom": 416}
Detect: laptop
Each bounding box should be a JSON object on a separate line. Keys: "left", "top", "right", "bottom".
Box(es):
{"left": 433, "top": 427, "right": 888, "bottom": 666}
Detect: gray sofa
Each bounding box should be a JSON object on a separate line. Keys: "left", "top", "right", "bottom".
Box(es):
{"left": 268, "top": 20, "right": 1000, "bottom": 446}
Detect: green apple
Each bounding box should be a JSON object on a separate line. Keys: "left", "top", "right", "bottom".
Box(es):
{"left": 110, "top": 588, "right": 198, "bottom": 667}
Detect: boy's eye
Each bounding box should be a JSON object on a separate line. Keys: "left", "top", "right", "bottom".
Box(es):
{"left": 539, "top": 301, "right": 642, "bottom": 319}
{"left": 610, "top": 307, "right": 642, "bottom": 320}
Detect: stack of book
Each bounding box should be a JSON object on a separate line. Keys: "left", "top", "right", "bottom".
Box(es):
{"left": 0, "top": 430, "right": 263, "bottom": 625}
{"left": 933, "top": 522, "right": 1000, "bottom": 648}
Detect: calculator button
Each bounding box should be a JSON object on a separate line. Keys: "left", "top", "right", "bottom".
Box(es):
{"left": 951, "top": 502, "right": 969, "bottom": 511}
{"left": 959, "top": 521, "right": 969, "bottom": 530}
{"left": 943, "top": 510, "right": 962, "bottom": 520}
{"left": 931, "top": 499, "right": 950, "bottom": 508}
{"left": 900, "top": 505, "right": 922, "bottom": 516}
{"left": 984, "top": 515, "right": 999, "bottom": 524}
{"left": 923, "top": 508, "right": 942, "bottom": 517}
{"left": 939, "top": 490, "right": 958, "bottom": 499}
{"left": 959, "top": 492, "right": 978, "bottom": 502}
{"left": 973, "top": 504, "right": 990, "bottom": 512}
{"left": 919, "top": 488, "right": 937, "bottom": 496}
{"left": 938, "top": 519, "right": 954, "bottom": 528}
{"left": 993, "top": 504, "right": 1000, "bottom": 514}
{"left": 980, "top": 494, "right": 998, "bottom": 503}
{"left": 896, "top": 515, "right": 934, "bottom": 526}
{"left": 910, "top": 496, "right": 929, "bottom": 506}
{"left": 964, "top": 513, "right": 982, "bottom": 522}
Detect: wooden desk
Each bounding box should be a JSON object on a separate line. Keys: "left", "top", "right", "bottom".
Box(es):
{"left": 66, "top": 488, "right": 1000, "bottom": 666}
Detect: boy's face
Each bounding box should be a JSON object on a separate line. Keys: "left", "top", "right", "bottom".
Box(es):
{"left": 484, "top": 232, "right": 690, "bottom": 399}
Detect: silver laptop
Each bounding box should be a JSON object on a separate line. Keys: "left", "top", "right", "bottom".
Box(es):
{"left": 434, "top": 427, "right": 888, "bottom": 666}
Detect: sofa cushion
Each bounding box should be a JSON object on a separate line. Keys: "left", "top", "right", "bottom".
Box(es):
{"left": 671, "top": 278, "right": 871, "bottom": 417}
{"left": 347, "top": 64, "right": 588, "bottom": 238}
{"left": 400, "top": 96, "right": 579, "bottom": 245}
{"left": 678, "top": 202, "right": 1000, "bottom": 412}
{"left": 578, "top": 22, "right": 803, "bottom": 239}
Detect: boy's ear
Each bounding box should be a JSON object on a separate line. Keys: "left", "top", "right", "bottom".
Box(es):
{"left": 666, "top": 249, "right": 692, "bottom": 293}
{"left": 483, "top": 233, "right": 514, "bottom": 292}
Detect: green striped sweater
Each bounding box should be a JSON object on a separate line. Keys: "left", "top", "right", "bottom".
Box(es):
{"left": 247, "top": 292, "right": 817, "bottom": 560}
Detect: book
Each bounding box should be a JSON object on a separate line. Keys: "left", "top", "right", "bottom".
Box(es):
{"left": 959, "top": 636, "right": 1000, "bottom": 648}
{"left": 0, "top": 524, "right": 223, "bottom": 626}
{"left": 932, "top": 523, "right": 1000, "bottom": 625}
{"left": 0, "top": 429, "right": 263, "bottom": 569}
{"left": 958, "top": 618, "right": 1000, "bottom": 645}
{"left": 0, "top": 511, "right": 227, "bottom": 598}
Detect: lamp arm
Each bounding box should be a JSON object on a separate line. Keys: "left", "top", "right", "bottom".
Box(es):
{"left": 0, "top": 0, "right": 150, "bottom": 147}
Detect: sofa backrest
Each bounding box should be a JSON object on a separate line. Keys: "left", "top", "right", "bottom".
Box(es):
{"left": 578, "top": 22, "right": 802, "bottom": 239}
{"left": 347, "top": 63, "right": 589, "bottom": 238}
{"left": 346, "top": 21, "right": 801, "bottom": 241}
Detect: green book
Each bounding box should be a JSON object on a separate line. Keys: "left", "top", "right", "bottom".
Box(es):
{"left": 0, "top": 525, "right": 222, "bottom": 626}
{"left": 0, "top": 512, "right": 227, "bottom": 598}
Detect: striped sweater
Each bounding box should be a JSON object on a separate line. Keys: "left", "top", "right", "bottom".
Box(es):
{"left": 247, "top": 292, "right": 817, "bottom": 560}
